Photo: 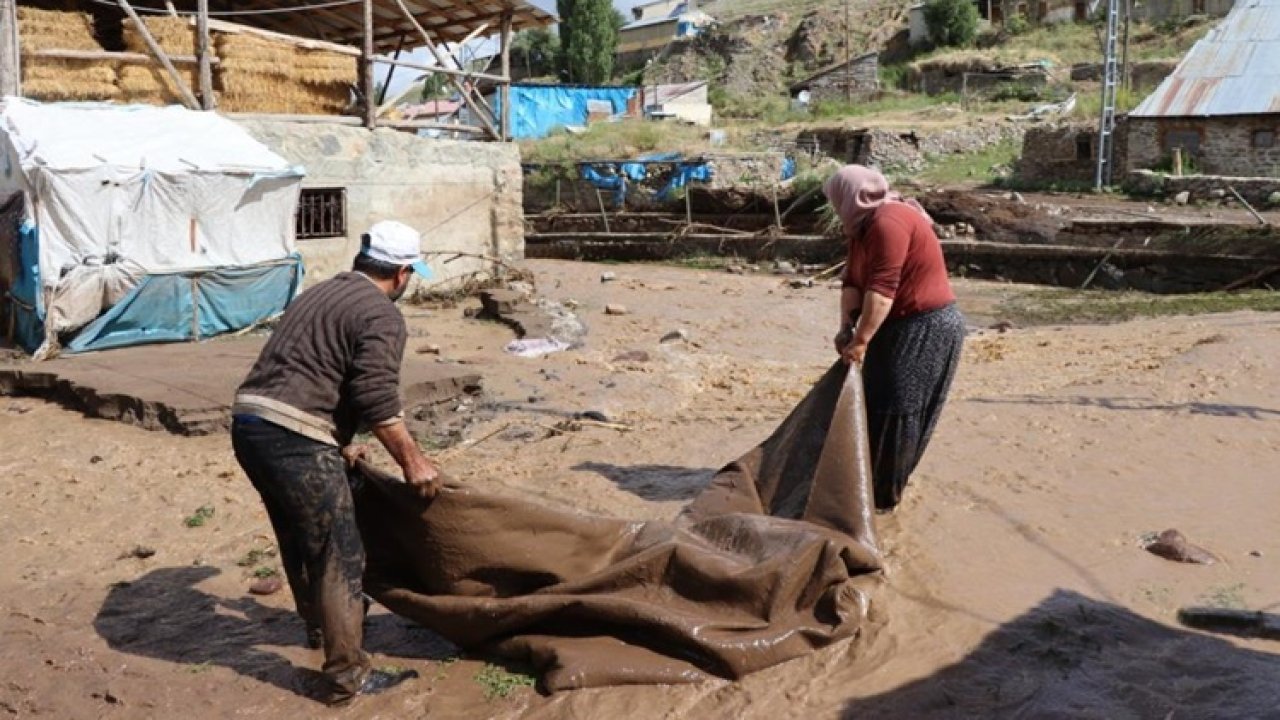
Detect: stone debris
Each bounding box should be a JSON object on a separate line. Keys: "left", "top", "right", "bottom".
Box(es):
{"left": 605, "top": 304, "right": 629, "bottom": 316}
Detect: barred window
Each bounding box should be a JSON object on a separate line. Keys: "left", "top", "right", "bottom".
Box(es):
{"left": 1253, "top": 130, "right": 1276, "bottom": 149}
{"left": 296, "top": 188, "right": 347, "bottom": 240}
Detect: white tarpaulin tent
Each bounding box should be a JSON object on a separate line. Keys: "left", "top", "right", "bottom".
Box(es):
{"left": 0, "top": 98, "right": 304, "bottom": 356}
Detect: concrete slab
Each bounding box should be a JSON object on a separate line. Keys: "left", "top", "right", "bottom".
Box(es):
{"left": 0, "top": 337, "right": 482, "bottom": 436}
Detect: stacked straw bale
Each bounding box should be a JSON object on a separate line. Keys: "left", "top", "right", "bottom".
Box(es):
{"left": 217, "top": 31, "right": 354, "bottom": 115}
{"left": 120, "top": 16, "right": 199, "bottom": 105}
{"left": 17, "top": 7, "right": 119, "bottom": 102}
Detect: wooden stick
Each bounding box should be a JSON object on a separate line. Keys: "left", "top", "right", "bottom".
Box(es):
{"left": 1, "top": 0, "right": 21, "bottom": 97}
{"left": 1228, "top": 186, "right": 1269, "bottom": 226}
{"left": 812, "top": 260, "right": 846, "bottom": 280}
{"left": 500, "top": 11, "right": 513, "bottom": 141}
{"left": 595, "top": 188, "right": 612, "bottom": 233}
{"left": 29, "top": 48, "right": 215, "bottom": 64}
{"left": 196, "top": 0, "right": 214, "bottom": 110}
{"left": 203, "top": 18, "right": 360, "bottom": 56}
{"left": 118, "top": 0, "right": 200, "bottom": 110}
{"left": 1219, "top": 264, "right": 1280, "bottom": 292}
{"left": 388, "top": 0, "right": 501, "bottom": 140}
{"left": 361, "top": 0, "right": 374, "bottom": 129}
{"left": 372, "top": 52, "right": 510, "bottom": 84}
{"left": 1080, "top": 236, "right": 1125, "bottom": 289}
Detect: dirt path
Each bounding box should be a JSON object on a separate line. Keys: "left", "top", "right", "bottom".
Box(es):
{"left": 2, "top": 260, "right": 1278, "bottom": 719}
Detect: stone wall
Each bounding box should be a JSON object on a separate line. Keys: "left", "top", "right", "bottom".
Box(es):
{"left": 797, "top": 54, "right": 880, "bottom": 104}
{"left": 1070, "top": 60, "right": 1177, "bottom": 89}
{"left": 1014, "top": 119, "right": 1129, "bottom": 185}
{"left": 798, "top": 121, "right": 1026, "bottom": 176}
{"left": 1131, "top": 0, "right": 1233, "bottom": 22}
{"left": 1124, "top": 171, "right": 1280, "bottom": 206}
{"left": 1126, "top": 116, "right": 1280, "bottom": 177}
{"left": 238, "top": 121, "right": 523, "bottom": 292}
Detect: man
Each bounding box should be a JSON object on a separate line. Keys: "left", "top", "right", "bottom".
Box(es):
{"left": 231, "top": 220, "right": 440, "bottom": 706}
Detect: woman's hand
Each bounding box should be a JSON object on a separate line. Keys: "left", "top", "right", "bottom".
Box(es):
{"left": 842, "top": 338, "right": 869, "bottom": 365}
{"left": 833, "top": 326, "right": 853, "bottom": 355}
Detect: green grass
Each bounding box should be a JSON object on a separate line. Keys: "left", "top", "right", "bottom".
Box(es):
{"left": 810, "top": 92, "right": 962, "bottom": 119}
{"left": 236, "top": 547, "right": 277, "bottom": 567}
{"left": 474, "top": 663, "right": 536, "bottom": 701}
{"left": 997, "top": 289, "right": 1280, "bottom": 326}
{"left": 916, "top": 136, "right": 1020, "bottom": 185}
{"left": 183, "top": 505, "right": 215, "bottom": 528}
{"left": 520, "top": 120, "right": 714, "bottom": 164}
{"left": 252, "top": 566, "right": 278, "bottom": 579}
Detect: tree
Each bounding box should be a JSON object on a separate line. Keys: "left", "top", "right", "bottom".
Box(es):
{"left": 556, "top": 0, "right": 621, "bottom": 83}
{"left": 923, "top": 0, "right": 980, "bottom": 48}
{"left": 511, "top": 28, "right": 560, "bottom": 79}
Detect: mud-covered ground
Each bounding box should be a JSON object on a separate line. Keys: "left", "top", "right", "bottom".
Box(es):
{"left": 2, "top": 260, "right": 1278, "bottom": 719}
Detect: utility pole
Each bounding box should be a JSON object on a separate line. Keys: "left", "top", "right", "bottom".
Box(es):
{"left": 1095, "top": 0, "right": 1120, "bottom": 190}
{"left": 844, "top": 0, "right": 852, "bottom": 103}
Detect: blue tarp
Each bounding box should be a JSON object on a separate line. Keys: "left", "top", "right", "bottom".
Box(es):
{"left": 11, "top": 220, "right": 42, "bottom": 353}
{"left": 495, "top": 85, "right": 638, "bottom": 140}
{"left": 574, "top": 152, "right": 793, "bottom": 207}
{"left": 66, "top": 257, "right": 303, "bottom": 353}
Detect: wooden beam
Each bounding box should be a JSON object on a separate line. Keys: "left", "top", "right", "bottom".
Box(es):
{"left": 225, "top": 112, "right": 362, "bottom": 125}
{"left": 117, "top": 0, "right": 200, "bottom": 110}
{"left": 30, "top": 48, "right": 217, "bottom": 65}
{"left": 388, "top": 0, "right": 500, "bottom": 140}
{"left": 378, "top": 32, "right": 407, "bottom": 106}
{"left": 499, "top": 10, "right": 511, "bottom": 142}
{"left": 0, "top": 0, "right": 19, "bottom": 97}
{"left": 370, "top": 53, "right": 508, "bottom": 84}
{"left": 196, "top": 0, "right": 215, "bottom": 110}
{"left": 202, "top": 17, "right": 361, "bottom": 56}
{"left": 384, "top": 119, "right": 487, "bottom": 134}
{"left": 361, "top": 0, "right": 375, "bottom": 128}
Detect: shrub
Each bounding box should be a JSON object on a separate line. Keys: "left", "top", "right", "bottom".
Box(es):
{"left": 924, "top": 0, "right": 980, "bottom": 48}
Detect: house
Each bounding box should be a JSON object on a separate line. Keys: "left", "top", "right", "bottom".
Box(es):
{"left": 1130, "top": 0, "right": 1235, "bottom": 23}
{"left": 617, "top": 1, "right": 714, "bottom": 68}
{"left": 1127, "top": 0, "right": 1280, "bottom": 177}
{"left": 642, "top": 81, "right": 713, "bottom": 125}
{"left": 790, "top": 53, "right": 880, "bottom": 106}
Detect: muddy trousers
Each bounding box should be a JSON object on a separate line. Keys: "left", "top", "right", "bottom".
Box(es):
{"left": 862, "top": 303, "right": 966, "bottom": 510}
{"left": 231, "top": 417, "right": 370, "bottom": 701}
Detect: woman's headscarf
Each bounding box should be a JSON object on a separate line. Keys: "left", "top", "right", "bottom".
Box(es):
{"left": 822, "top": 165, "right": 932, "bottom": 238}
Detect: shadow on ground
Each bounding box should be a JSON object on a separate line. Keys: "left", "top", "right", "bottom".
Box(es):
{"left": 968, "top": 395, "right": 1280, "bottom": 420}
{"left": 842, "top": 589, "right": 1280, "bottom": 719}
{"left": 93, "top": 566, "right": 455, "bottom": 704}
{"left": 572, "top": 462, "right": 717, "bottom": 501}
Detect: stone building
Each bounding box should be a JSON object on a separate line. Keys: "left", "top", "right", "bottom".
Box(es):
{"left": 789, "top": 53, "right": 880, "bottom": 106}
{"left": 1013, "top": 120, "right": 1129, "bottom": 185}
{"left": 1127, "top": 0, "right": 1280, "bottom": 177}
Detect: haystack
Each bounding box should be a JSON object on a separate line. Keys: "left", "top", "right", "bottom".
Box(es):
{"left": 215, "top": 33, "right": 353, "bottom": 115}
{"left": 119, "top": 65, "right": 200, "bottom": 105}
{"left": 295, "top": 49, "right": 357, "bottom": 86}
{"left": 16, "top": 7, "right": 101, "bottom": 52}
{"left": 22, "top": 59, "right": 120, "bottom": 102}
{"left": 123, "top": 16, "right": 196, "bottom": 57}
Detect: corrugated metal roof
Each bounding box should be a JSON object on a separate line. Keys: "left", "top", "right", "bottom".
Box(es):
{"left": 1131, "top": 0, "right": 1280, "bottom": 117}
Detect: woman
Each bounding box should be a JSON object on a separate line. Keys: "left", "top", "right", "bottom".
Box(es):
{"left": 824, "top": 165, "right": 965, "bottom": 510}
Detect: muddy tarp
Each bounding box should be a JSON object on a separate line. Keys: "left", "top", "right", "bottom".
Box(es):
{"left": 352, "top": 362, "right": 883, "bottom": 690}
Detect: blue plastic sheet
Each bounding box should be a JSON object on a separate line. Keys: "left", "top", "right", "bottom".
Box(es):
{"left": 11, "top": 220, "right": 42, "bottom": 353}
{"left": 495, "top": 85, "right": 638, "bottom": 140}
{"left": 66, "top": 257, "right": 303, "bottom": 353}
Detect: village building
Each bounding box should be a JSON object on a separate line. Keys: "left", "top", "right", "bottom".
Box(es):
{"left": 1127, "top": 0, "right": 1280, "bottom": 177}
{"left": 617, "top": 0, "right": 714, "bottom": 70}
{"left": 789, "top": 53, "right": 880, "bottom": 107}
{"left": 0, "top": 0, "right": 542, "bottom": 353}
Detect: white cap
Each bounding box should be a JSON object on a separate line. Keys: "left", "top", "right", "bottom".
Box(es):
{"left": 361, "top": 220, "right": 433, "bottom": 279}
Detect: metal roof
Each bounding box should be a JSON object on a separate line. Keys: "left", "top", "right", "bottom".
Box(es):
{"left": 1131, "top": 0, "right": 1280, "bottom": 117}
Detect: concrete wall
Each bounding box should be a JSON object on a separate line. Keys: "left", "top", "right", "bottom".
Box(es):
{"left": 1127, "top": 116, "right": 1280, "bottom": 177}
{"left": 239, "top": 121, "right": 523, "bottom": 292}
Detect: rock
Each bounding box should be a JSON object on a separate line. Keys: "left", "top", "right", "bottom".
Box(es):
{"left": 726, "top": 265, "right": 746, "bottom": 275}
{"left": 1008, "top": 191, "right": 1026, "bottom": 204}
{"left": 118, "top": 546, "right": 156, "bottom": 560}
{"left": 788, "top": 278, "right": 815, "bottom": 289}
{"left": 90, "top": 455, "right": 104, "bottom": 464}
{"left": 416, "top": 344, "right": 441, "bottom": 355}
{"left": 1250, "top": 550, "right": 1263, "bottom": 558}
{"left": 1209, "top": 188, "right": 1226, "bottom": 200}
{"left": 575, "top": 410, "right": 610, "bottom": 423}
{"left": 1174, "top": 191, "right": 1191, "bottom": 206}
{"left": 1268, "top": 191, "right": 1280, "bottom": 207}
{"left": 612, "top": 350, "right": 651, "bottom": 363}
{"left": 989, "top": 320, "right": 1016, "bottom": 333}
{"left": 249, "top": 576, "right": 284, "bottom": 596}
{"left": 604, "top": 304, "right": 629, "bottom": 316}
{"left": 600, "top": 271, "right": 618, "bottom": 283}
{"left": 773, "top": 261, "right": 798, "bottom": 275}
{"left": 1144, "top": 528, "right": 1216, "bottom": 564}
{"left": 660, "top": 329, "right": 690, "bottom": 344}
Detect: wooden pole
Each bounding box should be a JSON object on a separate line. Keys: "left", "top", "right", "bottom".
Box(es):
{"left": 387, "top": 0, "right": 501, "bottom": 140}
{"left": 361, "top": 0, "right": 375, "bottom": 128}
{"left": 500, "top": 11, "right": 513, "bottom": 141}
{"left": 31, "top": 48, "right": 214, "bottom": 64}
{"left": 378, "top": 32, "right": 407, "bottom": 107}
{"left": 0, "top": 0, "right": 19, "bottom": 98}
{"left": 1228, "top": 186, "right": 1270, "bottom": 227}
{"left": 117, "top": 0, "right": 200, "bottom": 110}
{"left": 196, "top": 0, "right": 214, "bottom": 110}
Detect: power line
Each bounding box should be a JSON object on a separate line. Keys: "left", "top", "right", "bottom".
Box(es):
{"left": 83, "top": 0, "right": 362, "bottom": 17}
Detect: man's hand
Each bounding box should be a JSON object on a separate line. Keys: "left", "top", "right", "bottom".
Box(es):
{"left": 404, "top": 457, "right": 442, "bottom": 501}
{"left": 340, "top": 444, "right": 372, "bottom": 468}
